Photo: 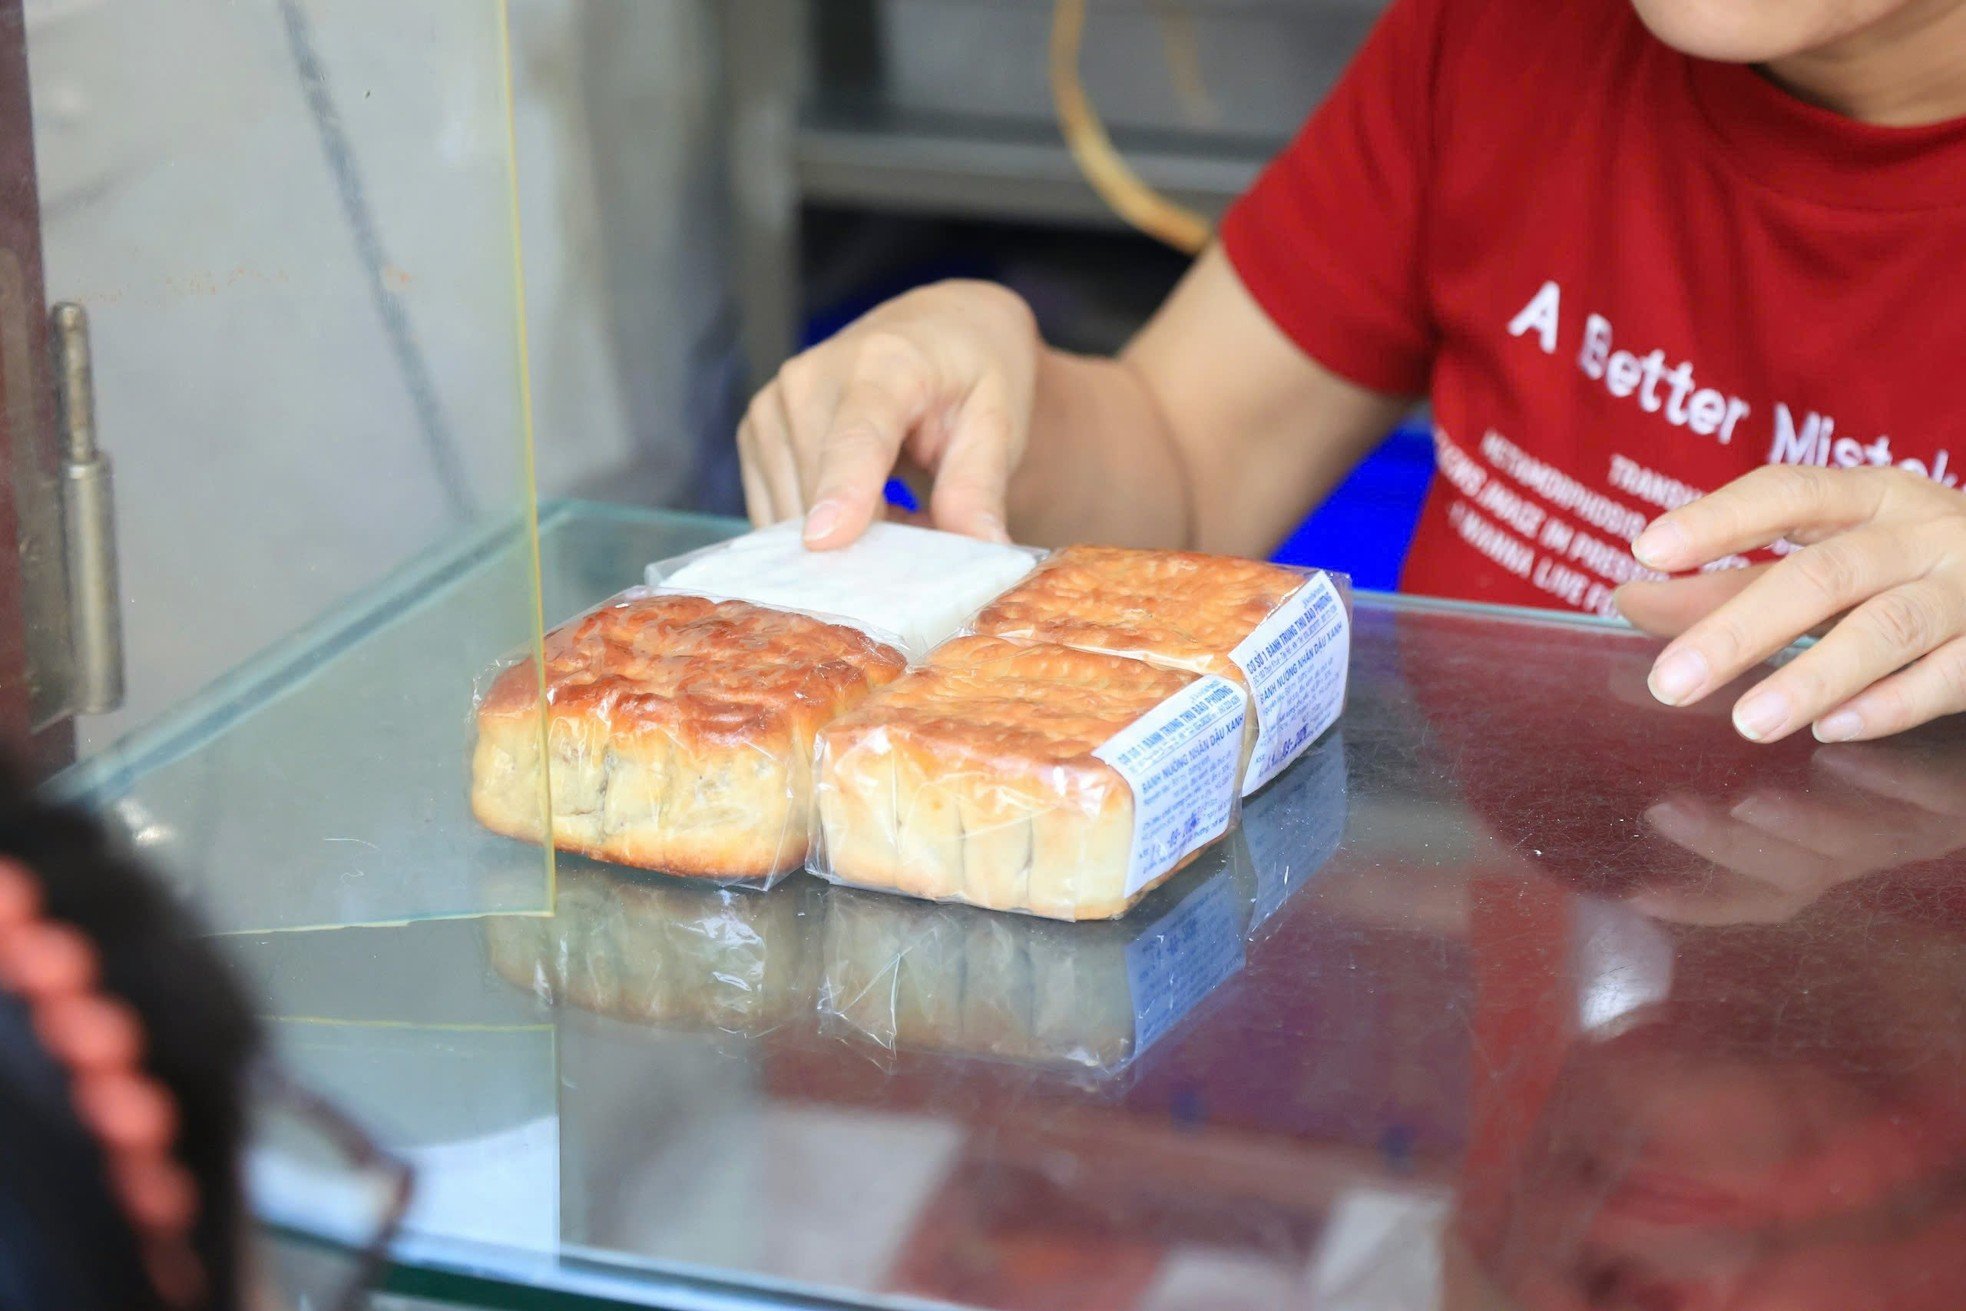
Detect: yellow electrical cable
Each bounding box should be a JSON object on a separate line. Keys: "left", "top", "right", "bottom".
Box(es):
{"left": 1050, "top": 0, "right": 1213, "bottom": 255}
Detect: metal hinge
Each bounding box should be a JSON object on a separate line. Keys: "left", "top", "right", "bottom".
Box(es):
{"left": 50, "top": 301, "right": 121, "bottom": 715}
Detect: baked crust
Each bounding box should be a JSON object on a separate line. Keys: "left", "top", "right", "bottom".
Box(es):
{"left": 814, "top": 635, "right": 1203, "bottom": 920}
{"left": 971, "top": 544, "right": 1304, "bottom": 684}
{"left": 472, "top": 593, "right": 906, "bottom": 877}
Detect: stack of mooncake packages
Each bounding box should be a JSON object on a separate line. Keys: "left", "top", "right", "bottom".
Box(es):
{"left": 470, "top": 521, "right": 1349, "bottom": 921}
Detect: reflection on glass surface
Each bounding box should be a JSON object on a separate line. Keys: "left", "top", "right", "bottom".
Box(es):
{"left": 1467, "top": 895, "right": 1966, "bottom": 1310}
{"left": 815, "top": 848, "right": 1255, "bottom": 1080}
{"left": 816, "top": 730, "right": 1347, "bottom": 1082}
{"left": 486, "top": 859, "right": 823, "bottom": 1037}
{"left": 1402, "top": 611, "right": 1966, "bottom": 1311}
{"left": 474, "top": 732, "right": 1347, "bottom": 1080}
{"left": 131, "top": 507, "right": 1966, "bottom": 1309}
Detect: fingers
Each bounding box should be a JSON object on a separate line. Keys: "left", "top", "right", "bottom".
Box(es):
{"left": 1613, "top": 564, "right": 1770, "bottom": 638}
{"left": 804, "top": 364, "right": 928, "bottom": 549}
{"left": 926, "top": 377, "right": 1017, "bottom": 542}
{"left": 733, "top": 282, "right": 1042, "bottom": 550}
{"left": 1644, "top": 527, "right": 1925, "bottom": 722}
{"left": 1630, "top": 467, "right": 1966, "bottom": 742}
{"left": 736, "top": 405, "right": 771, "bottom": 527}
{"left": 738, "top": 432, "right": 774, "bottom": 529}
{"left": 1630, "top": 465, "right": 1890, "bottom": 571}
{"left": 734, "top": 285, "right": 1039, "bottom": 550}
{"left": 1725, "top": 579, "right": 1962, "bottom": 741}
{"left": 1606, "top": 651, "right": 1744, "bottom": 720}
{"left": 1813, "top": 633, "right": 1966, "bottom": 742}
{"left": 738, "top": 386, "right": 806, "bottom": 526}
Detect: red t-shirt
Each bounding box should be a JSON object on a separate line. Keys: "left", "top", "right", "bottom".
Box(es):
{"left": 1222, "top": 0, "right": 1966, "bottom": 616}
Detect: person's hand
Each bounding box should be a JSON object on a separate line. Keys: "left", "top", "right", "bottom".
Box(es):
{"left": 1616, "top": 466, "right": 1966, "bottom": 743}
{"left": 737, "top": 280, "right": 1040, "bottom": 549}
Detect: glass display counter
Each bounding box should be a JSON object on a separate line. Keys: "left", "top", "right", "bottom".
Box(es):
{"left": 63, "top": 503, "right": 1962, "bottom": 1310}
{"left": 8, "top": 8, "right": 1962, "bottom": 1308}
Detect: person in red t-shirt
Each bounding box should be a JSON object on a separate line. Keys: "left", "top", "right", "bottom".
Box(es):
{"left": 736, "top": 0, "right": 1966, "bottom": 744}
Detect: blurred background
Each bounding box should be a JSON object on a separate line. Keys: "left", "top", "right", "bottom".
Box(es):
{"left": 23, "top": 0, "right": 1421, "bottom": 759}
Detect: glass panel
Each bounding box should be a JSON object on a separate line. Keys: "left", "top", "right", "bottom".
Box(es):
{"left": 220, "top": 506, "right": 1966, "bottom": 1309}
{"left": 231, "top": 912, "right": 563, "bottom": 1263}
{"left": 25, "top": 0, "right": 553, "bottom": 929}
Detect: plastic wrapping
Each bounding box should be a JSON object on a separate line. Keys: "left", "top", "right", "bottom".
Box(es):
{"left": 817, "top": 836, "right": 1254, "bottom": 1077}
{"left": 813, "top": 730, "right": 1350, "bottom": 1077}
{"left": 647, "top": 519, "right": 1044, "bottom": 661}
{"left": 485, "top": 863, "right": 817, "bottom": 1034}
{"left": 971, "top": 545, "right": 1353, "bottom": 795}
{"left": 1241, "top": 728, "right": 1350, "bottom": 934}
{"left": 469, "top": 590, "right": 906, "bottom": 883}
{"left": 812, "top": 635, "right": 1247, "bottom": 921}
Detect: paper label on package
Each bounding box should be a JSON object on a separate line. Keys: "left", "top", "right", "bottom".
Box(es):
{"left": 1124, "top": 870, "right": 1246, "bottom": 1054}
{"left": 1094, "top": 676, "right": 1247, "bottom": 898}
{"left": 1231, "top": 573, "right": 1351, "bottom": 795}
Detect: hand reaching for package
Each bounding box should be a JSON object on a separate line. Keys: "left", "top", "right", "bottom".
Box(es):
{"left": 737, "top": 281, "right": 1040, "bottom": 548}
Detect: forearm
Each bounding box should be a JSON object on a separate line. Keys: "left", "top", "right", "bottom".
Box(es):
{"left": 1162, "top": 360, "right": 1410, "bottom": 560}
{"left": 1005, "top": 349, "right": 1196, "bottom": 549}
{"left": 1009, "top": 247, "right": 1412, "bottom": 559}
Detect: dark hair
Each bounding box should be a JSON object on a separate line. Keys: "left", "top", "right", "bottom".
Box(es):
{"left": 0, "top": 761, "right": 259, "bottom": 1311}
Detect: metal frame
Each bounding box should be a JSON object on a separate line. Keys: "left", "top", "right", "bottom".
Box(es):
{"left": 0, "top": 0, "right": 73, "bottom": 776}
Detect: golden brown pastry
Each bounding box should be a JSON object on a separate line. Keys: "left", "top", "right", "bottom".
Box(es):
{"left": 815, "top": 635, "right": 1240, "bottom": 920}
{"left": 973, "top": 545, "right": 1344, "bottom": 792}
{"left": 472, "top": 593, "right": 906, "bottom": 878}
{"left": 973, "top": 545, "right": 1304, "bottom": 679}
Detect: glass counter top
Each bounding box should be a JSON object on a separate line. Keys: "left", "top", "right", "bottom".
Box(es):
{"left": 101, "top": 505, "right": 1966, "bottom": 1309}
